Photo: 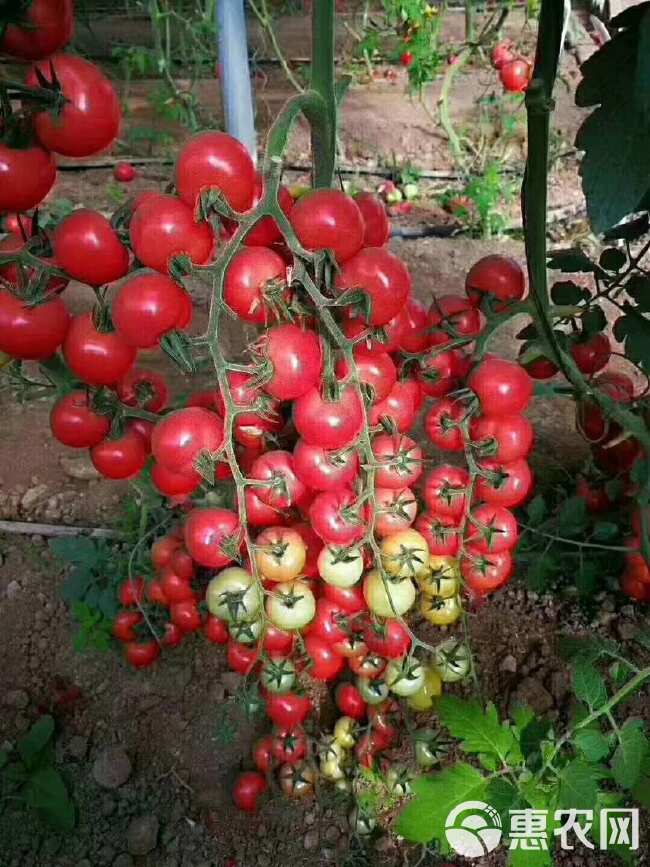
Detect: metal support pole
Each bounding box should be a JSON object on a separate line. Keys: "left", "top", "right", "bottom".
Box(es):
{"left": 216, "top": 0, "right": 257, "bottom": 162}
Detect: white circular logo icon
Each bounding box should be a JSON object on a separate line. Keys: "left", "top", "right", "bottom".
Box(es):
{"left": 445, "top": 800, "right": 503, "bottom": 858}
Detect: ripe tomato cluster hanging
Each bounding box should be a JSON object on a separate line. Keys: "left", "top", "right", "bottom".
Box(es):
{"left": 491, "top": 40, "right": 532, "bottom": 94}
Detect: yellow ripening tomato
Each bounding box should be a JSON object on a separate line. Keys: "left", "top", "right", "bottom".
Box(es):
{"left": 255, "top": 526, "right": 306, "bottom": 582}
{"left": 417, "top": 554, "right": 461, "bottom": 596}
{"left": 380, "top": 529, "right": 430, "bottom": 579}
{"left": 407, "top": 665, "right": 442, "bottom": 711}
{"left": 363, "top": 569, "right": 416, "bottom": 618}
{"left": 419, "top": 593, "right": 462, "bottom": 626}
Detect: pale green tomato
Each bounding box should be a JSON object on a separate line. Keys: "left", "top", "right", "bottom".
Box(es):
{"left": 349, "top": 806, "right": 376, "bottom": 835}
{"left": 318, "top": 737, "right": 347, "bottom": 766}
{"left": 333, "top": 716, "right": 357, "bottom": 749}
{"left": 433, "top": 638, "right": 471, "bottom": 683}
{"left": 260, "top": 657, "right": 297, "bottom": 694}
{"left": 363, "top": 569, "right": 416, "bottom": 618}
{"left": 335, "top": 777, "right": 352, "bottom": 794}
{"left": 386, "top": 766, "right": 412, "bottom": 796}
{"left": 206, "top": 567, "right": 262, "bottom": 623}
{"left": 265, "top": 579, "right": 316, "bottom": 631}
{"left": 320, "top": 757, "right": 345, "bottom": 781}
{"left": 228, "top": 617, "right": 262, "bottom": 644}
{"left": 385, "top": 657, "right": 425, "bottom": 696}
{"left": 356, "top": 676, "right": 389, "bottom": 705}
{"left": 318, "top": 544, "right": 364, "bottom": 587}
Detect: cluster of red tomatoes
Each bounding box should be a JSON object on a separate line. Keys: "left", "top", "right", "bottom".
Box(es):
{"left": 491, "top": 41, "right": 532, "bottom": 94}
{"left": 0, "top": 0, "right": 122, "bottom": 215}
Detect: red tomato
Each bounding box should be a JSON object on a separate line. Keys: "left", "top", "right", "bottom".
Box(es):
{"left": 593, "top": 437, "right": 641, "bottom": 475}
{"left": 250, "top": 450, "right": 308, "bottom": 510}
{"left": 160, "top": 568, "right": 193, "bottom": 604}
{"left": 232, "top": 771, "right": 267, "bottom": 813}
{"left": 375, "top": 487, "right": 417, "bottom": 537}
{"left": 465, "top": 255, "right": 525, "bottom": 308}
{"left": 170, "top": 600, "right": 202, "bottom": 633}
{"left": 263, "top": 623, "right": 295, "bottom": 655}
{"left": 146, "top": 579, "right": 169, "bottom": 607}
{"left": 127, "top": 419, "right": 154, "bottom": 454}
{"left": 521, "top": 353, "right": 558, "bottom": 380}
{"left": 417, "top": 349, "right": 461, "bottom": 398}
{"left": 124, "top": 640, "right": 160, "bottom": 669}
{"left": 415, "top": 511, "right": 460, "bottom": 556}
{"left": 224, "top": 246, "right": 288, "bottom": 325}
{"left": 1, "top": 0, "right": 73, "bottom": 60}
{"left": 257, "top": 323, "right": 322, "bottom": 401}
{"left": 461, "top": 546, "right": 513, "bottom": 594}
{"left": 112, "top": 610, "right": 143, "bottom": 642}
{"left": 175, "top": 131, "right": 256, "bottom": 213}
{"left": 90, "top": 430, "right": 147, "bottom": 480}
{"left": 245, "top": 488, "right": 288, "bottom": 528}
{"left": 372, "top": 432, "right": 423, "bottom": 489}
{"left": 265, "top": 692, "right": 313, "bottom": 729}
{"left": 0, "top": 290, "right": 69, "bottom": 360}
{"left": 170, "top": 548, "right": 194, "bottom": 580}
{"left": 342, "top": 312, "right": 404, "bottom": 355}
{"left": 227, "top": 641, "right": 259, "bottom": 675}
{"left": 466, "top": 504, "right": 518, "bottom": 553}
{"left": 354, "top": 191, "right": 390, "bottom": 247}
{"left": 335, "top": 683, "right": 367, "bottom": 720}
{"left": 429, "top": 294, "right": 484, "bottom": 342}
{"left": 117, "top": 368, "right": 168, "bottom": 413}
{"left": 63, "top": 313, "right": 135, "bottom": 387}
{"left": 129, "top": 194, "right": 215, "bottom": 274}
{"left": 183, "top": 507, "right": 241, "bottom": 568}
{"left": 53, "top": 209, "right": 129, "bottom": 287}
{"left": 369, "top": 380, "right": 416, "bottom": 433}
{"left": 400, "top": 50, "right": 414, "bottom": 66}
{"left": 500, "top": 59, "right": 531, "bottom": 93}
{"left": 576, "top": 372, "right": 634, "bottom": 443}
{"left": 469, "top": 414, "right": 533, "bottom": 462}
{"left": 289, "top": 189, "right": 364, "bottom": 262}
{"left": 151, "top": 407, "right": 224, "bottom": 475}
{"left": 305, "top": 633, "right": 346, "bottom": 681}
{"left": 468, "top": 356, "right": 533, "bottom": 415}
{"left": 620, "top": 570, "right": 650, "bottom": 602}
{"left": 50, "top": 390, "right": 110, "bottom": 448}
{"left": 491, "top": 42, "right": 515, "bottom": 69}
{"left": 118, "top": 577, "right": 145, "bottom": 606}
{"left": 335, "top": 247, "right": 411, "bottom": 326}
{"left": 308, "top": 598, "right": 348, "bottom": 644}
{"left": 336, "top": 345, "right": 396, "bottom": 403}
{"left": 27, "top": 55, "right": 121, "bottom": 157}
{"left": 113, "top": 161, "right": 136, "bottom": 182}
{"left": 475, "top": 458, "right": 533, "bottom": 508}
{"left": 423, "top": 465, "right": 469, "bottom": 518}
{"left": 239, "top": 172, "right": 294, "bottom": 247}
{"left": 293, "top": 383, "right": 364, "bottom": 450}
{"left": 425, "top": 398, "right": 466, "bottom": 451}
{"left": 0, "top": 143, "right": 56, "bottom": 212}
{"left": 2, "top": 213, "right": 33, "bottom": 235}
{"left": 112, "top": 272, "right": 191, "bottom": 348}
{"left": 293, "top": 439, "right": 359, "bottom": 492}
{"left": 162, "top": 621, "right": 184, "bottom": 648}
{"left": 309, "top": 489, "right": 368, "bottom": 546}
{"left": 322, "top": 581, "right": 367, "bottom": 614}
{"left": 576, "top": 478, "right": 611, "bottom": 513}
{"left": 151, "top": 536, "right": 181, "bottom": 571}
{"left": 364, "top": 619, "right": 411, "bottom": 659}
{"left": 151, "top": 463, "right": 201, "bottom": 498}
{"left": 399, "top": 297, "right": 433, "bottom": 353}
{"left": 570, "top": 333, "right": 611, "bottom": 374}
{"left": 253, "top": 736, "right": 274, "bottom": 773}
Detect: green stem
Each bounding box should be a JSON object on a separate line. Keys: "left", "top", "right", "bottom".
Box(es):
{"left": 309, "top": 0, "right": 337, "bottom": 187}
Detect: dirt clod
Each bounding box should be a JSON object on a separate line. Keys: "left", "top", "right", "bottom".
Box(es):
{"left": 92, "top": 747, "right": 132, "bottom": 790}
{"left": 126, "top": 814, "right": 159, "bottom": 856}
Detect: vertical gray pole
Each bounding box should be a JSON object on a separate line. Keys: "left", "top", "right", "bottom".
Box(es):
{"left": 216, "top": 0, "right": 257, "bottom": 162}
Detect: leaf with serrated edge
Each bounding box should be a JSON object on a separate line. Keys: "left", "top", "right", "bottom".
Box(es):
{"left": 438, "top": 696, "right": 517, "bottom": 763}
{"left": 571, "top": 657, "right": 608, "bottom": 710}
{"left": 574, "top": 728, "right": 611, "bottom": 762}
{"left": 396, "top": 763, "right": 486, "bottom": 845}
{"left": 611, "top": 719, "right": 648, "bottom": 789}
{"left": 557, "top": 759, "right": 600, "bottom": 810}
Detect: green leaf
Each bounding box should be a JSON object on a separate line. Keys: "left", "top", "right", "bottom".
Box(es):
{"left": 18, "top": 716, "right": 55, "bottom": 768}
{"left": 438, "top": 696, "right": 517, "bottom": 764}
{"left": 581, "top": 305, "right": 608, "bottom": 337}
{"left": 576, "top": 559, "right": 599, "bottom": 596}
{"left": 550, "top": 280, "right": 590, "bottom": 305}
{"left": 557, "top": 759, "right": 600, "bottom": 811}
{"left": 525, "top": 495, "right": 547, "bottom": 526}
{"left": 611, "top": 719, "right": 648, "bottom": 789}
{"left": 574, "top": 728, "right": 611, "bottom": 762}
{"left": 547, "top": 247, "right": 595, "bottom": 273}
{"left": 512, "top": 704, "right": 535, "bottom": 733}
{"left": 49, "top": 536, "right": 97, "bottom": 565}
{"left": 59, "top": 566, "right": 94, "bottom": 604}
{"left": 485, "top": 777, "right": 518, "bottom": 826}
{"left": 558, "top": 496, "right": 588, "bottom": 535}
{"left": 633, "top": 628, "right": 650, "bottom": 651}
{"left": 509, "top": 846, "right": 553, "bottom": 867}
{"left": 591, "top": 522, "right": 619, "bottom": 543}
{"left": 0, "top": 750, "right": 8, "bottom": 769}
{"left": 571, "top": 657, "right": 608, "bottom": 709}
{"left": 631, "top": 752, "right": 650, "bottom": 807}
{"left": 520, "top": 717, "right": 551, "bottom": 765}
{"left": 25, "top": 766, "right": 75, "bottom": 830}
{"left": 522, "top": 553, "right": 558, "bottom": 592}
{"left": 396, "top": 763, "right": 486, "bottom": 845}
{"left": 613, "top": 306, "right": 650, "bottom": 371}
